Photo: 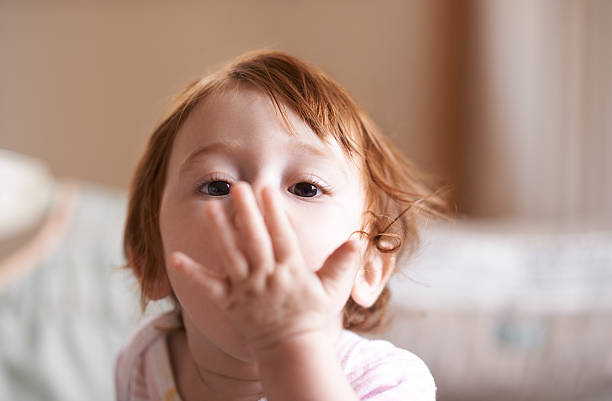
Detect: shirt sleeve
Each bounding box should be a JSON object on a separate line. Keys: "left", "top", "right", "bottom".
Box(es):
{"left": 342, "top": 335, "right": 437, "bottom": 401}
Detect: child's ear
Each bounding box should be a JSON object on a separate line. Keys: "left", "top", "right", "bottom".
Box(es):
{"left": 350, "top": 249, "right": 395, "bottom": 308}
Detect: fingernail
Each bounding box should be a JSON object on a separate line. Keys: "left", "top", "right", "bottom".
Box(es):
{"left": 348, "top": 239, "right": 362, "bottom": 255}
{"left": 171, "top": 252, "right": 184, "bottom": 268}
{"left": 352, "top": 237, "right": 367, "bottom": 249}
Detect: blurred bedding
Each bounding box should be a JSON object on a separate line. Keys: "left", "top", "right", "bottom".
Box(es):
{"left": 385, "top": 221, "right": 612, "bottom": 401}
{"left": 0, "top": 180, "right": 141, "bottom": 401}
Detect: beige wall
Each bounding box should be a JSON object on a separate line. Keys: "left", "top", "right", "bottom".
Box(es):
{"left": 0, "top": 1, "right": 461, "bottom": 203}
{"left": 4, "top": 2, "right": 608, "bottom": 222}
{"left": 463, "top": 0, "right": 612, "bottom": 222}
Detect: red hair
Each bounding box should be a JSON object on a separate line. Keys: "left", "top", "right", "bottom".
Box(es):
{"left": 123, "top": 49, "right": 448, "bottom": 332}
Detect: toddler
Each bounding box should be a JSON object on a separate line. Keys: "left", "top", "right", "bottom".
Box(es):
{"left": 115, "top": 50, "right": 446, "bottom": 401}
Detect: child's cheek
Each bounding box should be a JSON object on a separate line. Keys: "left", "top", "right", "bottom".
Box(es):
{"left": 292, "top": 207, "right": 361, "bottom": 272}
{"left": 160, "top": 200, "right": 226, "bottom": 276}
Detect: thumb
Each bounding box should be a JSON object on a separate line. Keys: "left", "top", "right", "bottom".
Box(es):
{"left": 317, "top": 239, "right": 362, "bottom": 299}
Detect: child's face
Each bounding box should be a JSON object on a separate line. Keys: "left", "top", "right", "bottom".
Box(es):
{"left": 159, "top": 86, "right": 366, "bottom": 361}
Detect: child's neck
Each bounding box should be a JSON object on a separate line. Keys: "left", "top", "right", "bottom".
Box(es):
{"left": 167, "top": 325, "right": 264, "bottom": 401}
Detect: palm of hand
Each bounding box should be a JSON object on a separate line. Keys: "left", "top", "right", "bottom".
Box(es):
{"left": 169, "top": 182, "right": 362, "bottom": 353}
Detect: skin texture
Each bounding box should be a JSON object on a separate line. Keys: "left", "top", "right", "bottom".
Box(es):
{"left": 157, "top": 86, "right": 386, "bottom": 401}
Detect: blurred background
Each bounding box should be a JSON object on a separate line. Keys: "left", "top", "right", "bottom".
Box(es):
{"left": 1, "top": 1, "right": 611, "bottom": 401}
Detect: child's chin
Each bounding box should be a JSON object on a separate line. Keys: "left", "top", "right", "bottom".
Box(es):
{"left": 226, "top": 342, "right": 258, "bottom": 363}
{"left": 206, "top": 327, "right": 258, "bottom": 363}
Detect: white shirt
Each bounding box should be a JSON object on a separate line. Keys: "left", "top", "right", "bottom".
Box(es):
{"left": 115, "top": 310, "right": 436, "bottom": 401}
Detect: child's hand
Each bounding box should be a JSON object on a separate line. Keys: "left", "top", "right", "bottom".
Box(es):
{"left": 169, "top": 182, "right": 363, "bottom": 353}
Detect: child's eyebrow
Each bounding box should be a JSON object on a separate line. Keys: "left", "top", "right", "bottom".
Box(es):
{"left": 179, "top": 140, "right": 241, "bottom": 176}
{"left": 178, "top": 139, "right": 336, "bottom": 177}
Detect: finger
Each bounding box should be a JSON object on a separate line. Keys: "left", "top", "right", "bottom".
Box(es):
{"left": 205, "top": 200, "right": 249, "bottom": 283}
{"left": 231, "top": 182, "right": 275, "bottom": 274}
{"left": 170, "top": 251, "right": 228, "bottom": 302}
{"left": 316, "top": 239, "right": 362, "bottom": 299}
{"left": 260, "top": 186, "right": 301, "bottom": 263}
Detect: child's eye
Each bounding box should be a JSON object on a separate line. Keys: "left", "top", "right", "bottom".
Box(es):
{"left": 200, "top": 180, "right": 231, "bottom": 196}
{"left": 288, "top": 182, "right": 320, "bottom": 198}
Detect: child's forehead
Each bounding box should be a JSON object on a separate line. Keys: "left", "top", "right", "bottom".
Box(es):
{"left": 174, "top": 86, "right": 350, "bottom": 160}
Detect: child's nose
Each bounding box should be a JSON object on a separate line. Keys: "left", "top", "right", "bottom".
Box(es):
{"left": 249, "top": 182, "right": 271, "bottom": 212}
{"left": 227, "top": 180, "right": 275, "bottom": 220}
{"left": 245, "top": 179, "right": 278, "bottom": 208}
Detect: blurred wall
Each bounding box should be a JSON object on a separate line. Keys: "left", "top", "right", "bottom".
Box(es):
{"left": 4, "top": 2, "right": 607, "bottom": 223}
{"left": 0, "top": 1, "right": 463, "bottom": 205}
{"left": 462, "top": 0, "right": 612, "bottom": 223}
